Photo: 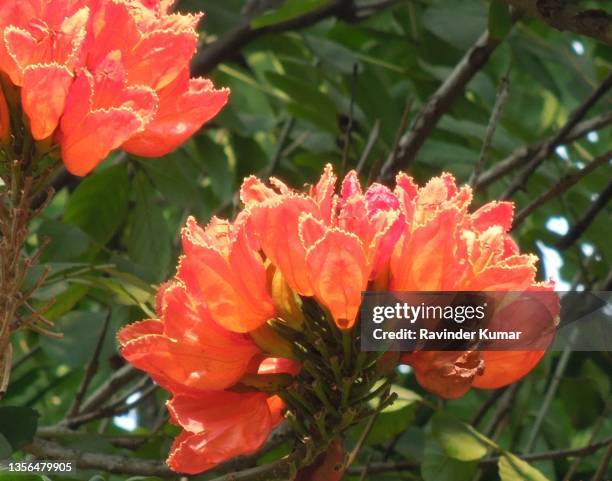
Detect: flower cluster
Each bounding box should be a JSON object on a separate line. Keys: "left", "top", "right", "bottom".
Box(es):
{"left": 118, "top": 165, "right": 557, "bottom": 474}
{"left": 0, "top": 0, "right": 228, "bottom": 175}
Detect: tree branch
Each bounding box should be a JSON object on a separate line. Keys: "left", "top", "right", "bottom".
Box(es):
{"left": 474, "top": 111, "right": 612, "bottom": 191}
{"left": 511, "top": 150, "right": 612, "bottom": 229}
{"left": 501, "top": 0, "right": 612, "bottom": 45}
{"left": 25, "top": 438, "right": 175, "bottom": 478}
{"left": 77, "top": 364, "right": 140, "bottom": 414}
{"left": 346, "top": 436, "right": 612, "bottom": 475}
{"left": 26, "top": 429, "right": 612, "bottom": 480}
{"left": 379, "top": 30, "right": 503, "bottom": 181}
{"left": 66, "top": 310, "right": 111, "bottom": 418}
{"left": 556, "top": 179, "right": 612, "bottom": 251}
{"left": 502, "top": 71, "right": 612, "bottom": 199}
{"left": 192, "top": 0, "right": 394, "bottom": 76}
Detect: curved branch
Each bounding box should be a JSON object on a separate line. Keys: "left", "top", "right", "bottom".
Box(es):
{"left": 556, "top": 179, "right": 612, "bottom": 251}
{"left": 191, "top": 0, "right": 397, "bottom": 75}
{"left": 379, "top": 30, "right": 503, "bottom": 181}
{"left": 474, "top": 111, "right": 612, "bottom": 191}
{"left": 347, "top": 436, "right": 612, "bottom": 475}
{"left": 501, "top": 0, "right": 612, "bottom": 44}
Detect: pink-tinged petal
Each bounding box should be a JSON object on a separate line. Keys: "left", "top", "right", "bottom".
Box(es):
{"left": 305, "top": 229, "right": 368, "bottom": 329}
{"left": 340, "top": 170, "right": 362, "bottom": 200}
{"left": 21, "top": 63, "right": 73, "bottom": 140}
{"left": 440, "top": 172, "right": 458, "bottom": 197}
{"left": 365, "top": 183, "right": 399, "bottom": 213}
{"left": 116, "top": 319, "right": 163, "bottom": 346}
{"left": 167, "top": 392, "right": 273, "bottom": 473}
{"left": 472, "top": 201, "right": 514, "bottom": 232}
{"left": 123, "top": 74, "right": 228, "bottom": 157}
{"left": 249, "top": 195, "right": 319, "bottom": 296}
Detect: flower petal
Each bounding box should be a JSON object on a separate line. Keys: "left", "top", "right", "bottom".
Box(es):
{"left": 123, "top": 73, "right": 228, "bottom": 157}
{"left": 21, "top": 63, "right": 73, "bottom": 139}
{"left": 116, "top": 319, "right": 163, "bottom": 346}
{"left": 305, "top": 229, "right": 368, "bottom": 329}
{"left": 167, "top": 392, "right": 273, "bottom": 473}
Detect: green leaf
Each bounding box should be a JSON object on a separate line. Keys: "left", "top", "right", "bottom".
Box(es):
{"left": 422, "top": 2, "right": 486, "bottom": 50}
{"left": 126, "top": 173, "right": 172, "bottom": 283}
{"left": 37, "top": 220, "right": 90, "bottom": 262}
{"left": 196, "top": 135, "right": 234, "bottom": 203}
{"left": 431, "top": 412, "right": 491, "bottom": 461}
{"left": 40, "top": 310, "right": 108, "bottom": 368}
{"left": 0, "top": 433, "right": 12, "bottom": 458}
{"left": 422, "top": 434, "right": 478, "bottom": 481}
{"left": 498, "top": 453, "right": 550, "bottom": 481}
{"left": 64, "top": 164, "right": 129, "bottom": 245}
{"left": 489, "top": 0, "right": 513, "bottom": 40}
{"left": 365, "top": 396, "right": 419, "bottom": 446}
{"left": 0, "top": 406, "right": 39, "bottom": 452}
{"left": 251, "top": 0, "right": 332, "bottom": 29}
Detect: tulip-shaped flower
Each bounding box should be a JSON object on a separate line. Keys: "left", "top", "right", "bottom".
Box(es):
{"left": 119, "top": 165, "right": 558, "bottom": 474}
{"left": 0, "top": 0, "right": 228, "bottom": 175}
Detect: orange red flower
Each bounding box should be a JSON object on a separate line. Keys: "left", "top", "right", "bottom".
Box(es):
{"left": 119, "top": 165, "right": 557, "bottom": 473}
{"left": 0, "top": 0, "right": 228, "bottom": 175}
{"left": 118, "top": 213, "right": 292, "bottom": 474}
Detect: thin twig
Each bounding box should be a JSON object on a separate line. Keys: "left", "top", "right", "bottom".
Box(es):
{"left": 356, "top": 120, "right": 381, "bottom": 175}
{"left": 470, "top": 73, "right": 510, "bottom": 186}
{"left": 64, "top": 378, "right": 156, "bottom": 429}
{"left": 474, "top": 111, "right": 612, "bottom": 191}
{"left": 563, "top": 401, "right": 611, "bottom": 481}
{"left": 346, "top": 436, "right": 612, "bottom": 475}
{"left": 512, "top": 150, "right": 612, "bottom": 229}
{"left": 264, "top": 117, "right": 296, "bottom": 178}
{"left": 590, "top": 442, "right": 612, "bottom": 481}
{"left": 379, "top": 29, "right": 504, "bottom": 181}
{"left": 502, "top": 72, "right": 612, "bottom": 198}
{"left": 556, "top": 180, "right": 612, "bottom": 251}
{"left": 77, "top": 364, "right": 140, "bottom": 415}
{"left": 192, "top": 0, "right": 394, "bottom": 75}
{"left": 67, "top": 310, "right": 112, "bottom": 418}
{"left": 10, "top": 345, "right": 41, "bottom": 371}
{"left": 471, "top": 388, "right": 508, "bottom": 428}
